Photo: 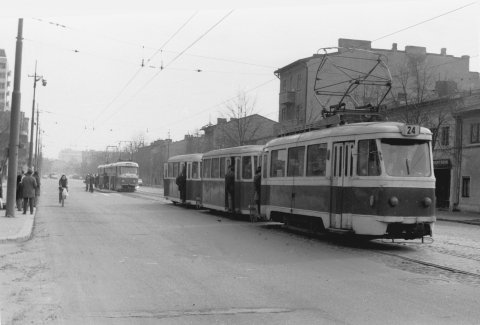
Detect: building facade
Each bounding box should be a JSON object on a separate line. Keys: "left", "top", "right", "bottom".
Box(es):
{"left": 274, "top": 38, "right": 480, "bottom": 134}
{"left": 0, "top": 49, "right": 10, "bottom": 112}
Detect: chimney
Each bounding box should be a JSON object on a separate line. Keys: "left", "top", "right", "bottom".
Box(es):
{"left": 392, "top": 43, "right": 397, "bottom": 51}
{"left": 217, "top": 118, "right": 227, "bottom": 125}
{"left": 441, "top": 48, "right": 447, "bottom": 55}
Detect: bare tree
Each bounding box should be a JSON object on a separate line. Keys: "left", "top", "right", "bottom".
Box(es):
{"left": 220, "top": 91, "right": 263, "bottom": 147}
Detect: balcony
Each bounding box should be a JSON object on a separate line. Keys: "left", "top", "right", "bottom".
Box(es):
{"left": 279, "top": 91, "right": 296, "bottom": 104}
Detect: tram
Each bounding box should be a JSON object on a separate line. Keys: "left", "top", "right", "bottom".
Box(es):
{"left": 97, "top": 161, "right": 139, "bottom": 191}
{"left": 262, "top": 121, "right": 435, "bottom": 239}
{"left": 164, "top": 154, "right": 203, "bottom": 205}
{"left": 201, "top": 145, "right": 263, "bottom": 214}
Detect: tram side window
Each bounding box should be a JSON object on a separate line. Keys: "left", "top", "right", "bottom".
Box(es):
{"left": 287, "top": 146, "right": 305, "bottom": 177}
{"left": 203, "top": 159, "right": 211, "bottom": 178}
{"left": 263, "top": 154, "right": 268, "bottom": 178}
{"left": 168, "top": 163, "right": 173, "bottom": 178}
{"left": 220, "top": 157, "right": 226, "bottom": 178}
{"left": 357, "top": 140, "right": 381, "bottom": 176}
{"left": 212, "top": 158, "right": 220, "bottom": 179}
{"left": 173, "top": 163, "right": 179, "bottom": 178}
{"left": 242, "top": 156, "right": 252, "bottom": 179}
{"left": 270, "top": 149, "right": 287, "bottom": 177}
{"left": 306, "top": 143, "right": 327, "bottom": 176}
{"left": 192, "top": 162, "right": 199, "bottom": 179}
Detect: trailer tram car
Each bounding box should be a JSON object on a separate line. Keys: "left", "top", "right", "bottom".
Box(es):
{"left": 262, "top": 121, "right": 435, "bottom": 239}
{"left": 164, "top": 154, "right": 203, "bottom": 205}
{"left": 201, "top": 145, "right": 263, "bottom": 214}
{"left": 97, "top": 161, "right": 139, "bottom": 191}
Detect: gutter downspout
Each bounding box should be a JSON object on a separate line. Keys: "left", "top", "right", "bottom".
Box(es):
{"left": 453, "top": 116, "right": 463, "bottom": 211}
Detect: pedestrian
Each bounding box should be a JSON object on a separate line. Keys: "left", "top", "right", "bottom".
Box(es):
{"left": 253, "top": 166, "right": 261, "bottom": 217}
{"left": 20, "top": 168, "right": 37, "bottom": 215}
{"left": 85, "top": 174, "right": 90, "bottom": 191}
{"left": 16, "top": 172, "right": 23, "bottom": 211}
{"left": 176, "top": 164, "right": 187, "bottom": 203}
{"left": 33, "top": 171, "right": 41, "bottom": 208}
{"left": 89, "top": 173, "right": 94, "bottom": 192}
{"left": 225, "top": 164, "right": 235, "bottom": 213}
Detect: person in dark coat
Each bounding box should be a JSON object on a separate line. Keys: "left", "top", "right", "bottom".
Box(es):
{"left": 225, "top": 165, "right": 235, "bottom": 213}
{"left": 253, "top": 166, "right": 261, "bottom": 216}
{"left": 89, "top": 174, "right": 94, "bottom": 192}
{"left": 16, "top": 173, "right": 23, "bottom": 211}
{"left": 176, "top": 165, "right": 187, "bottom": 203}
{"left": 59, "top": 175, "right": 68, "bottom": 203}
{"left": 20, "top": 168, "right": 37, "bottom": 214}
{"left": 33, "top": 171, "right": 41, "bottom": 207}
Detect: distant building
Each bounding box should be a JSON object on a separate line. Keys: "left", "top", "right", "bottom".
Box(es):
{"left": 274, "top": 38, "right": 480, "bottom": 134}
{"left": 59, "top": 148, "right": 82, "bottom": 164}
{"left": 0, "top": 49, "right": 10, "bottom": 112}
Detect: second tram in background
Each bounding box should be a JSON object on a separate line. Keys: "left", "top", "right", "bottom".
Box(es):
{"left": 98, "top": 161, "right": 139, "bottom": 192}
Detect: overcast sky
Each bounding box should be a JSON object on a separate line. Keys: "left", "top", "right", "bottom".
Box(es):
{"left": 1, "top": 0, "right": 478, "bottom": 159}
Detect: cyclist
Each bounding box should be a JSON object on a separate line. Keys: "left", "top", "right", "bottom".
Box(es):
{"left": 58, "top": 174, "right": 69, "bottom": 204}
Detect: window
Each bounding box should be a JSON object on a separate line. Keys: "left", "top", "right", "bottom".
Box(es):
{"left": 0, "top": 63, "right": 6, "bottom": 69}
{"left": 173, "top": 162, "right": 179, "bottom": 177}
{"left": 462, "top": 177, "right": 470, "bottom": 197}
{"left": 440, "top": 126, "right": 450, "bottom": 146}
{"left": 120, "top": 166, "right": 138, "bottom": 175}
{"left": 297, "top": 74, "right": 302, "bottom": 90}
{"left": 357, "top": 140, "right": 380, "bottom": 176}
{"left": 263, "top": 154, "right": 268, "bottom": 178}
{"left": 168, "top": 163, "right": 173, "bottom": 178}
{"left": 219, "top": 157, "right": 226, "bottom": 178}
{"left": 202, "top": 159, "right": 211, "bottom": 178}
{"left": 270, "top": 149, "right": 287, "bottom": 177}
{"left": 242, "top": 156, "right": 252, "bottom": 179}
{"left": 0, "top": 83, "right": 5, "bottom": 89}
{"left": 381, "top": 139, "right": 431, "bottom": 177}
{"left": 212, "top": 158, "right": 220, "bottom": 178}
{"left": 187, "top": 164, "right": 191, "bottom": 179}
{"left": 287, "top": 146, "right": 305, "bottom": 177}
{"left": 192, "top": 162, "right": 199, "bottom": 179}
{"left": 471, "top": 123, "right": 480, "bottom": 144}
{"left": 306, "top": 143, "right": 327, "bottom": 176}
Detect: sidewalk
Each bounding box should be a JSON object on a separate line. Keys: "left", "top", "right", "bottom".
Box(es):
{"left": 0, "top": 208, "right": 36, "bottom": 244}
{"left": 436, "top": 209, "right": 480, "bottom": 225}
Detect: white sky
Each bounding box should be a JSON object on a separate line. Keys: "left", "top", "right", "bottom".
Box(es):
{"left": 1, "top": 0, "right": 478, "bottom": 159}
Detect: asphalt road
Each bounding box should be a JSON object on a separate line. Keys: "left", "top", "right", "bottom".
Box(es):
{"left": 1, "top": 179, "right": 480, "bottom": 324}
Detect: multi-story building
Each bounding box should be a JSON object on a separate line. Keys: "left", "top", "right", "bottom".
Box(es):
{"left": 0, "top": 49, "right": 10, "bottom": 111}
{"left": 274, "top": 38, "right": 480, "bottom": 133}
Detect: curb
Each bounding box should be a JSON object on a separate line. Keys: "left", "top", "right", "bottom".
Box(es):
{"left": 0, "top": 209, "right": 36, "bottom": 244}
{"left": 437, "top": 217, "right": 480, "bottom": 226}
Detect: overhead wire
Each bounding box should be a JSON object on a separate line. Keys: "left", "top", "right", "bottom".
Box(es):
{"left": 97, "top": 9, "right": 235, "bottom": 126}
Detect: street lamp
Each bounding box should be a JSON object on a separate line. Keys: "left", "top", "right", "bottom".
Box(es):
{"left": 28, "top": 61, "right": 46, "bottom": 168}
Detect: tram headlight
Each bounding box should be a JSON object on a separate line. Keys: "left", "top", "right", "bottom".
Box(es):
{"left": 389, "top": 196, "right": 399, "bottom": 207}
{"left": 423, "top": 197, "right": 432, "bottom": 207}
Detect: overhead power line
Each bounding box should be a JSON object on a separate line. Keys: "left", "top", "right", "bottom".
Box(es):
{"left": 98, "top": 9, "right": 235, "bottom": 126}
{"left": 373, "top": 2, "right": 476, "bottom": 42}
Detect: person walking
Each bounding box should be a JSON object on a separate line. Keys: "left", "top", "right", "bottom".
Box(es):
{"left": 20, "top": 168, "right": 37, "bottom": 215}
{"left": 33, "top": 171, "right": 41, "bottom": 208}
{"left": 225, "top": 165, "right": 235, "bottom": 213}
{"left": 176, "top": 165, "right": 187, "bottom": 203}
{"left": 89, "top": 174, "right": 94, "bottom": 192}
{"left": 16, "top": 172, "right": 23, "bottom": 211}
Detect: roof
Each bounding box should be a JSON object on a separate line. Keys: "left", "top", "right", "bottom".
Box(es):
{"left": 266, "top": 122, "right": 432, "bottom": 148}
{"left": 203, "top": 145, "right": 264, "bottom": 158}
{"left": 99, "top": 161, "right": 139, "bottom": 168}
{"left": 168, "top": 153, "right": 203, "bottom": 163}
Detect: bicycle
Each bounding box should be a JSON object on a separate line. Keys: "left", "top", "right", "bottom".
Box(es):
{"left": 59, "top": 187, "right": 68, "bottom": 207}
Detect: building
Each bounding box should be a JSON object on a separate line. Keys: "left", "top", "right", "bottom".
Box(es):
{"left": 274, "top": 38, "right": 480, "bottom": 134}
{"left": 0, "top": 49, "right": 10, "bottom": 112}
{"left": 58, "top": 148, "right": 83, "bottom": 164}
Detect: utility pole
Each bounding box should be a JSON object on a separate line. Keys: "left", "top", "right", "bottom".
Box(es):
{"left": 5, "top": 19, "right": 23, "bottom": 218}
{"left": 28, "top": 61, "right": 46, "bottom": 168}
{"left": 34, "top": 108, "right": 40, "bottom": 170}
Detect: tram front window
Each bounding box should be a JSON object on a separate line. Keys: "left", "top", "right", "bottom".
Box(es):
{"left": 120, "top": 167, "right": 138, "bottom": 175}
{"left": 381, "top": 139, "right": 431, "bottom": 177}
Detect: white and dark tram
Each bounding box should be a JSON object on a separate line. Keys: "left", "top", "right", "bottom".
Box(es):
{"left": 98, "top": 161, "right": 139, "bottom": 191}
{"left": 261, "top": 121, "right": 435, "bottom": 239}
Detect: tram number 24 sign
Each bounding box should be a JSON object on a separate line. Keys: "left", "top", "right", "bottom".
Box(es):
{"left": 402, "top": 124, "right": 420, "bottom": 136}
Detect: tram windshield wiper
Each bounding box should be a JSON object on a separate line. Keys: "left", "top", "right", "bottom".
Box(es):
{"left": 405, "top": 158, "right": 410, "bottom": 175}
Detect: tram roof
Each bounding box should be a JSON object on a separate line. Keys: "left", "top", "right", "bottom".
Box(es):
{"left": 203, "top": 145, "right": 264, "bottom": 158}
{"left": 266, "top": 122, "right": 432, "bottom": 147}
{"left": 167, "top": 153, "right": 203, "bottom": 163}
{"left": 98, "top": 161, "right": 139, "bottom": 168}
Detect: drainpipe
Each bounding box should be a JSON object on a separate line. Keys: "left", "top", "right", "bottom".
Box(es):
{"left": 453, "top": 116, "right": 463, "bottom": 211}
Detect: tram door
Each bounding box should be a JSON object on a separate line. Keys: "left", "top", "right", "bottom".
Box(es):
{"left": 330, "top": 141, "right": 354, "bottom": 229}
